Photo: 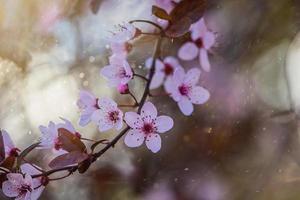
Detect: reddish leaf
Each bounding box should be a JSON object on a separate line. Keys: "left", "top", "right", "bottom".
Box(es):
{"left": 0, "top": 156, "right": 16, "bottom": 170}
{"left": 166, "top": 0, "right": 206, "bottom": 37}
{"left": 58, "top": 128, "right": 86, "bottom": 153}
{"left": 0, "top": 131, "right": 5, "bottom": 163}
{"left": 152, "top": 6, "right": 171, "bottom": 21}
{"left": 49, "top": 151, "right": 89, "bottom": 169}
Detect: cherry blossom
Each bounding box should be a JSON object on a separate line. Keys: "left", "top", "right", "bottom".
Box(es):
{"left": 165, "top": 68, "right": 210, "bottom": 116}
{"left": 100, "top": 57, "right": 133, "bottom": 87}
{"left": 77, "top": 90, "right": 99, "bottom": 126}
{"left": 124, "top": 102, "right": 173, "bottom": 153}
{"left": 91, "top": 98, "right": 123, "bottom": 132}
{"left": 146, "top": 56, "right": 183, "bottom": 90}
{"left": 109, "top": 22, "right": 140, "bottom": 57}
{"left": 38, "top": 118, "right": 79, "bottom": 154}
{"left": 2, "top": 164, "right": 44, "bottom": 200}
{"left": 178, "top": 18, "right": 215, "bottom": 72}
{"left": 117, "top": 84, "right": 129, "bottom": 94}
{"left": 1, "top": 130, "right": 19, "bottom": 158}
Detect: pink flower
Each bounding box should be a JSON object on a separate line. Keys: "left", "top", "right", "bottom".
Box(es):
{"left": 178, "top": 18, "right": 215, "bottom": 72}
{"left": 77, "top": 90, "right": 99, "bottom": 126}
{"left": 91, "top": 98, "right": 123, "bottom": 132}
{"left": 154, "top": 0, "right": 180, "bottom": 28}
{"left": 165, "top": 68, "right": 210, "bottom": 116}
{"left": 2, "top": 164, "right": 44, "bottom": 200}
{"left": 109, "top": 23, "right": 140, "bottom": 57}
{"left": 146, "top": 56, "right": 183, "bottom": 90}
{"left": 39, "top": 118, "right": 79, "bottom": 154}
{"left": 100, "top": 57, "right": 133, "bottom": 87}
{"left": 124, "top": 102, "right": 173, "bottom": 153}
{"left": 1, "top": 130, "right": 19, "bottom": 158}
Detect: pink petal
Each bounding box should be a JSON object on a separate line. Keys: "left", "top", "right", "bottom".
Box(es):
{"left": 150, "top": 71, "right": 165, "bottom": 89}
{"left": 190, "top": 18, "right": 207, "bottom": 41}
{"left": 155, "top": 116, "right": 174, "bottom": 133}
{"left": 77, "top": 90, "right": 96, "bottom": 109}
{"left": 100, "top": 65, "right": 120, "bottom": 86}
{"left": 178, "top": 42, "right": 198, "bottom": 61}
{"left": 145, "top": 134, "right": 161, "bottom": 153}
{"left": 2, "top": 130, "right": 15, "bottom": 156}
{"left": 199, "top": 49, "right": 211, "bottom": 72}
{"left": 189, "top": 86, "right": 210, "bottom": 104}
{"left": 163, "top": 56, "right": 183, "bottom": 71}
{"left": 178, "top": 97, "right": 194, "bottom": 116}
{"left": 97, "top": 97, "right": 117, "bottom": 110}
{"left": 91, "top": 110, "right": 114, "bottom": 132}
{"left": 184, "top": 68, "right": 201, "bottom": 86}
{"left": 141, "top": 102, "right": 158, "bottom": 120}
{"left": 145, "top": 57, "right": 164, "bottom": 70}
{"left": 124, "top": 112, "right": 143, "bottom": 129}
{"left": 2, "top": 181, "right": 19, "bottom": 197}
{"left": 57, "top": 118, "right": 76, "bottom": 133}
{"left": 124, "top": 130, "right": 144, "bottom": 147}
{"left": 203, "top": 31, "right": 215, "bottom": 50}
{"left": 173, "top": 68, "right": 185, "bottom": 84}
{"left": 31, "top": 187, "right": 44, "bottom": 200}
{"left": 115, "top": 119, "right": 123, "bottom": 131}
{"left": 7, "top": 173, "right": 23, "bottom": 185}
{"left": 78, "top": 108, "right": 95, "bottom": 126}
{"left": 20, "top": 164, "right": 40, "bottom": 176}
{"left": 122, "top": 59, "right": 133, "bottom": 79}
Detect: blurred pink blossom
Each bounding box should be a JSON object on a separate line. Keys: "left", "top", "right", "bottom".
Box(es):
{"left": 178, "top": 18, "right": 215, "bottom": 72}
{"left": 1, "top": 130, "right": 19, "bottom": 158}
{"left": 77, "top": 90, "right": 99, "bottom": 126}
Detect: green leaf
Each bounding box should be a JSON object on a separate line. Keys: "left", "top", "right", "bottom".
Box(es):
{"left": 152, "top": 5, "right": 171, "bottom": 21}
{"left": 58, "top": 128, "right": 86, "bottom": 153}
{"left": 49, "top": 151, "right": 89, "bottom": 169}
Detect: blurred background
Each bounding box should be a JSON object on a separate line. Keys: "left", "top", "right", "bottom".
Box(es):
{"left": 1, "top": 0, "right": 300, "bottom": 199}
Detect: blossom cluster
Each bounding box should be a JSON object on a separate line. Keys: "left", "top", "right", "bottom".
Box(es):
{"left": 0, "top": 1, "right": 215, "bottom": 199}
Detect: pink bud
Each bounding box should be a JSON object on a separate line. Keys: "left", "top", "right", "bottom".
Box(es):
{"left": 118, "top": 84, "right": 129, "bottom": 94}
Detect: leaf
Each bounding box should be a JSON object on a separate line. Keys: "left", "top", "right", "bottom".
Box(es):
{"left": 17, "top": 142, "right": 40, "bottom": 167}
{"left": 0, "top": 131, "right": 5, "bottom": 163}
{"left": 165, "top": 17, "right": 191, "bottom": 37}
{"left": 152, "top": 6, "right": 171, "bottom": 21}
{"left": 166, "top": 0, "right": 207, "bottom": 37}
{"left": 0, "top": 156, "right": 16, "bottom": 170}
{"left": 90, "top": 0, "right": 103, "bottom": 14}
{"left": 58, "top": 128, "right": 86, "bottom": 153}
{"left": 49, "top": 151, "right": 89, "bottom": 169}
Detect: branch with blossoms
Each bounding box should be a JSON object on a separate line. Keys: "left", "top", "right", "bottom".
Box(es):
{"left": 0, "top": 1, "right": 215, "bottom": 199}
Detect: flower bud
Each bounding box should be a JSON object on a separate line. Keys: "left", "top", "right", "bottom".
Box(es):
{"left": 117, "top": 84, "right": 129, "bottom": 94}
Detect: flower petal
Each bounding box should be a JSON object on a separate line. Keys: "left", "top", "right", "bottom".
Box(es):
{"left": 178, "top": 42, "right": 198, "bottom": 61}
{"left": 190, "top": 18, "right": 207, "bottom": 41}
{"left": 155, "top": 116, "right": 174, "bottom": 133}
{"left": 141, "top": 102, "right": 157, "bottom": 119}
{"left": 2, "top": 130, "right": 15, "bottom": 156}
{"left": 124, "top": 130, "right": 144, "bottom": 147}
{"left": 78, "top": 108, "right": 95, "bottom": 127}
{"left": 57, "top": 118, "right": 76, "bottom": 133}
{"left": 173, "top": 68, "right": 185, "bottom": 84}
{"left": 150, "top": 71, "right": 165, "bottom": 89}
{"left": 184, "top": 68, "right": 201, "bottom": 86}
{"left": 145, "top": 134, "right": 161, "bottom": 153}
{"left": 178, "top": 97, "right": 194, "bottom": 116}
{"left": 97, "top": 97, "right": 117, "bottom": 111}
{"left": 77, "top": 90, "right": 96, "bottom": 109}
{"left": 163, "top": 56, "right": 182, "bottom": 71}
{"left": 31, "top": 186, "right": 45, "bottom": 200}
{"left": 124, "top": 112, "right": 143, "bottom": 129}
{"left": 199, "top": 49, "right": 211, "bottom": 72}
{"left": 203, "top": 31, "right": 215, "bottom": 50}
{"left": 2, "top": 181, "right": 19, "bottom": 197}
{"left": 145, "top": 57, "right": 164, "bottom": 70}
{"left": 20, "top": 164, "right": 40, "bottom": 176}
{"left": 190, "top": 86, "right": 210, "bottom": 104}
{"left": 91, "top": 110, "right": 113, "bottom": 132}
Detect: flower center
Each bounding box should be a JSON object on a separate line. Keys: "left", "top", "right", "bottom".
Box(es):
{"left": 178, "top": 84, "right": 190, "bottom": 96}
{"left": 164, "top": 63, "right": 174, "bottom": 75}
{"left": 195, "top": 38, "right": 203, "bottom": 48}
{"left": 109, "top": 111, "right": 119, "bottom": 123}
{"left": 119, "top": 68, "right": 130, "bottom": 78}
{"left": 18, "top": 184, "right": 32, "bottom": 196}
{"left": 142, "top": 123, "right": 154, "bottom": 135}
